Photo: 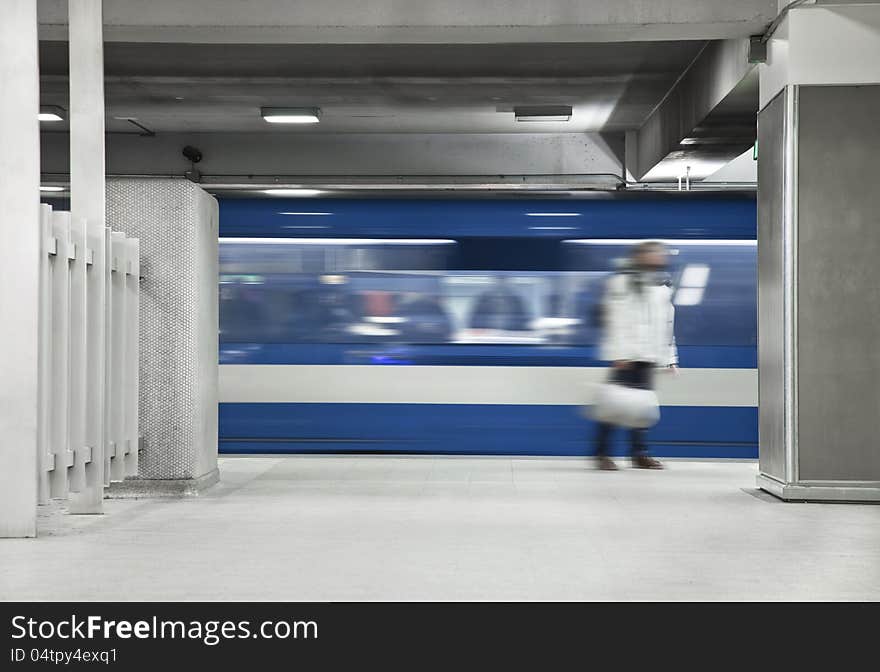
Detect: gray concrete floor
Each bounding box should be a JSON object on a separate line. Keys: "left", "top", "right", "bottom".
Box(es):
{"left": 2, "top": 456, "right": 879, "bottom": 601}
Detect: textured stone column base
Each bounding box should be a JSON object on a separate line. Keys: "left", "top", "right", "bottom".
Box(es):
{"left": 106, "top": 468, "right": 220, "bottom": 498}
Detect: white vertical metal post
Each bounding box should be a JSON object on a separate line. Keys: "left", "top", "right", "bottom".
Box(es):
{"left": 103, "top": 227, "right": 113, "bottom": 488}
{"left": 80, "top": 216, "right": 107, "bottom": 501}
{"left": 37, "top": 205, "right": 53, "bottom": 504}
{"left": 124, "top": 239, "right": 140, "bottom": 476}
{"left": 49, "top": 212, "right": 73, "bottom": 499}
{"left": 0, "top": 0, "right": 40, "bottom": 537}
{"left": 68, "top": 216, "right": 89, "bottom": 493}
{"left": 109, "top": 232, "right": 127, "bottom": 481}
{"left": 68, "top": 0, "right": 107, "bottom": 514}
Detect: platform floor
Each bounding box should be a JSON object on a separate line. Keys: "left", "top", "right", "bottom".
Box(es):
{"left": 3, "top": 456, "right": 879, "bottom": 601}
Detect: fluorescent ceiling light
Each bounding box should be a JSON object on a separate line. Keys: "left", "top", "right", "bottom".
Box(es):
{"left": 40, "top": 185, "right": 65, "bottom": 192}
{"left": 220, "top": 237, "right": 456, "bottom": 246}
{"left": 261, "top": 107, "right": 321, "bottom": 124}
{"left": 262, "top": 189, "right": 324, "bottom": 197}
{"left": 564, "top": 239, "right": 756, "bottom": 246}
{"left": 528, "top": 226, "right": 577, "bottom": 231}
{"left": 278, "top": 212, "right": 332, "bottom": 216}
{"left": 526, "top": 212, "right": 582, "bottom": 217}
{"left": 282, "top": 225, "right": 330, "bottom": 230}
{"left": 514, "top": 105, "right": 572, "bottom": 122}
{"left": 39, "top": 105, "right": 65, "bottom": 122}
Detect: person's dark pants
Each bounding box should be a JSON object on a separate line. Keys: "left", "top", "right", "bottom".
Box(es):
{"left": 595, "top": 361, "right": 655, "bottom": 458}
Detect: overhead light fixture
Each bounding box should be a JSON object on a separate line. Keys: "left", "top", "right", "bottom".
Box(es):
{"left": 262, "top": 189, "right": 324, "bottom": 197}
{"left": 261, "top": 107, "right": 321, "bottom": 124}
{"left": 39, "top": 105, "right": 65, "bottom": 122}
{"left": 40, "top": 185, "right": 65, "bottom": 192}
{"left": 278, "top": 212, "right": 333, "bottom": 216}
{"left": 514, "top": 105, "right": 572, "bottom": 122}
{"left": 525, "top": 212, "right": 582, "bottom": 217}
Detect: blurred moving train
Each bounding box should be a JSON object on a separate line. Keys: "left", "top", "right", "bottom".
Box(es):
{"left": 219, "top": 196, "right": 757, "bottom": 457}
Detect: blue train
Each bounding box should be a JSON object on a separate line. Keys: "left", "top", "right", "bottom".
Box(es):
{"left": 218, "top": 195, "right": 757, "bottom": 458}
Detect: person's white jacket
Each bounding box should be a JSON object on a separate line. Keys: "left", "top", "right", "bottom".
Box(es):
{"left": 598, "top": 271, "right": 678, "bottom": 367}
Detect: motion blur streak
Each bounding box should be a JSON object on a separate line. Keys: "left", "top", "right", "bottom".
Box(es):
{"left": 218, "top": 197, "right": 757, "bottom": 458}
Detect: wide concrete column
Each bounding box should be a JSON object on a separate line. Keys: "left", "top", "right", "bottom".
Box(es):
{"left": 105, "top": 178, "right": 219, "bottom": 496}
{"left": 756, "top": 3, "right": 880, "bottom": 501}
{"left": 0, "top": 0, "right": 40, "bottom": 538}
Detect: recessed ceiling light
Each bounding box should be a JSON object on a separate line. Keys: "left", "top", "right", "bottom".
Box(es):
{"left": 514, "top": 105, "right": 572, "bottom": 122}
{"left": 261, "top": 107, "right": 321, "bottom": 124}
{"left": 40, "top": 185, "right": 65, "bottom": 192}
{"left": 262, "top": 189, "right": 324, "bottom": 197}
{"left": 39, "top": 105, "right": 65, "bottom": 122}
{"left": 525, "top": 212, "right": 582, "bottom": 217}
{"left": 278, "top": 212, "right": 333, "bottom": 216}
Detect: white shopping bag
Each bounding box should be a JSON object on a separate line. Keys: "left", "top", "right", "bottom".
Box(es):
{"left": 589, "top": 382, "right": 660, "bottom": 429}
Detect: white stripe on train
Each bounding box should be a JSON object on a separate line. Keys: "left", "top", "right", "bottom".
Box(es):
{"left": 219, "top": 365, "right": 757, "bottom": 407}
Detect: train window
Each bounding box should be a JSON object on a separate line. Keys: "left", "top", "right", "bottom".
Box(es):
{"left": 674, "top": 264, "right": 710, "bottom": 306}
{"left": 219, "top": 237, "right": 755, "bottom": 350}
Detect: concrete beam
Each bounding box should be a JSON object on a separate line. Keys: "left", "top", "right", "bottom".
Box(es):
{"left": 38, "top": 0, "right": 778, "bottom": 43}
{"left": 41, "top": 131, "right": 624, "bottom": 181}
{"left": 632, "top": 38, "right": 756, "bottom": 181}
{"left": 760, "top": 3, "right": 880, "bottom": 109}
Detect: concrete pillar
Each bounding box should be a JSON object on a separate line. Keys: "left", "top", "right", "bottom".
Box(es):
{"left": 756, "top": 3, "right": 880, "bottom": 501}
{"left": 68, "top": 0, "right": 106, "bottom": 514}
{"left": 0, "top": 0, "right": 40, "bottom": 538}
{"left": 104, "top": 178, "right": 219, "bottom": 496}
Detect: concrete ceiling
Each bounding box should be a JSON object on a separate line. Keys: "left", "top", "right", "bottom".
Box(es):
{"left": 37, "top": 0, "right": 778, "bottom": 43}
{"left": 39, "top": 41, "right": 707, "bottom": 134}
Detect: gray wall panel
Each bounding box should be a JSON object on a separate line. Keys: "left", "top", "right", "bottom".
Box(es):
{"left": 796, "top": 85, "right": 880, "bottom": 482}
{"left": 757, "top": 91, "right": 787, "bottom": 481}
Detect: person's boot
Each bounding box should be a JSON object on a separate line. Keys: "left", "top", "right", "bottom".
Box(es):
{"left": 596, "top": 456, "right": 619, "bottom": 471}
{"left": 632, "top": 454, "right": 664, "bottom": 469}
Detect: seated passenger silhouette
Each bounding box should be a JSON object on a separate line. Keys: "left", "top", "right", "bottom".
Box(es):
{"left": 468, "top": 277, "right": 531, "bottom": 331}
{"left": 308, "top": 281, "right": 356, "bottom": 341}
{"left": 220, "top": 285, "right": 265, "bottom": 342}
{"left": 397, "top": 292, "right": 453, "bottom": 343}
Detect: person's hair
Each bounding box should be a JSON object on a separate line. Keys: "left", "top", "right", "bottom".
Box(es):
{"left": 631, "top": 240, "right": 665, "bottom": 260}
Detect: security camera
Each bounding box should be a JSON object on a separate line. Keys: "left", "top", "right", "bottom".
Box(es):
{"left": 182, "top": 145, "right": 203, "bottom": 163}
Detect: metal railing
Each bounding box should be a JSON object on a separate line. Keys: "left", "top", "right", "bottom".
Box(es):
{"left": 37, "top": 203, "right": 140, "bottom": 508}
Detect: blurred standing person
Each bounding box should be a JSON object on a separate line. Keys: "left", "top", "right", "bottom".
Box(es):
{"left": 595, "top": 241, "right": 678, "bottom": 470}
